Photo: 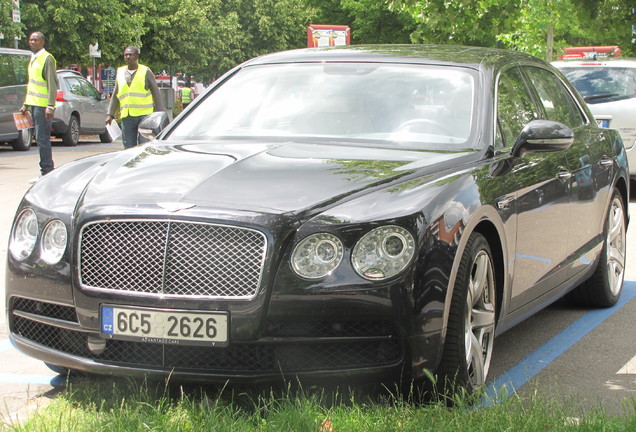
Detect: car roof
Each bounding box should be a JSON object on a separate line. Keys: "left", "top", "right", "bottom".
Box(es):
{"left": 552, "top": 58, "right": 636, "bottom": 68}
{"left": 56, "top": 69, "right": 84, "bottom": 77}
{"left": 0, "top": 47, "right": 31, "bottom": 56}
{"left": 242, "top": 44, "right": 549, "bottom": 72}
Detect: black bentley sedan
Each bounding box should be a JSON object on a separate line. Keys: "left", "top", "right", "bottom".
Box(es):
{"left": 6, "top": 45, "right": 629, "bottom": 394}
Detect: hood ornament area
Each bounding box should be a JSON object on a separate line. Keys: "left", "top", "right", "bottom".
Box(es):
{"left": 157, "top": 202, "right": 197, "bottom": 212}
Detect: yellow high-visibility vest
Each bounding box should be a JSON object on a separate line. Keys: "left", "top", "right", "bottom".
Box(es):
{"left": 25, "top": 51, "right": 55, "bottom": 107}
{"left": 116, "top": 64, "right": 154, "bottom": 118}
{"left": 181, "top": 87, "right": 192, "bottom": 104}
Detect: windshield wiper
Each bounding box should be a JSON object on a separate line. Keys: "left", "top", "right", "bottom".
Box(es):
{"left": 583, "top": 93, "right": 619, "bottom": 102}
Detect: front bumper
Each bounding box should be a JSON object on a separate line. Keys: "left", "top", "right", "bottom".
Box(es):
{"left": 8, "top": 295, "right": 404, "bottom": 383}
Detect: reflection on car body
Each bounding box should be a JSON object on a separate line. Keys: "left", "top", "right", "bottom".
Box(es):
{"left": 6, "top": 45, "right": 629, "bottom": 395}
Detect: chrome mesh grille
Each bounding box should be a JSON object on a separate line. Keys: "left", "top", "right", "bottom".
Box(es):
{"left": 79, "top": 220, "right": 267, "bottom": 298}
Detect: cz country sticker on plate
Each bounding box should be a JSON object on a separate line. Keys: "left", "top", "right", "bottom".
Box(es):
{"left": 101, "top": 305, "right": 228, "bottom": 346}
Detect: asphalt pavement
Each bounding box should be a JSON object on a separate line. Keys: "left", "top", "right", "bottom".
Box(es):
{"left": 0, "top": 137, "right": 122, "bottom": 424}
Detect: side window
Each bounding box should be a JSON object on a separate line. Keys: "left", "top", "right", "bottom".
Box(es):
{"left": 65, "top": 77, "right": 84, "bottom": 96}
{"left": 497, "top": 67, "right": 539, "bottom": 149}
{"left": 80, "top": 79, "right": 99, "bottom": 99}
{"left": 523, "top": 66, "right": 584, "bottom": 128}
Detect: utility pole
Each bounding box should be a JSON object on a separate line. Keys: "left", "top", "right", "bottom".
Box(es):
{"left": 546, "top": 24, "right": 554, "bottom": 62}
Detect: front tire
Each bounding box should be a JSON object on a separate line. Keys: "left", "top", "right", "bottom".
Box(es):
{"left": 437, "top": 232, "right": 496, "bottom": 395}
{"left": 567, "top": 189, "right": 626, "bottom": 307}
{"left": 62, "top": 115, "right": 80, "bottom": 146}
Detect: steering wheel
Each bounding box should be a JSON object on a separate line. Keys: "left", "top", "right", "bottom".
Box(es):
{"left": 396, "top": 118, "right": 451, "bottom": 136}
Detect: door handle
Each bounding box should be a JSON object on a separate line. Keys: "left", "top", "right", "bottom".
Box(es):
{"left": 496, "top": 196, "right": 515, "bottom": 210}
{"left": 556, "top": 168, "right": 572, "bottom": 180}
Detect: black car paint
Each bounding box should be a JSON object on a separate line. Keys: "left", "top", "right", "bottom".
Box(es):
{"left": 6, "top": 45, "right": 629, "bottom": 385}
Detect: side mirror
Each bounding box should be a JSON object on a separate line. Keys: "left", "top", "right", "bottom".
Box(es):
{"left": 139, "top": 111, "right": 170, "bottom": 140}
{"left": 511, "top": 120, "right": 574, "bottom": 158}
{"left": 99, "top": 93, "right": 108, "bottom": 101}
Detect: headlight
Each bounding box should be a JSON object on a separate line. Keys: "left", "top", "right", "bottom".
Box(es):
{"left": 40, "top": 219, "right": 68, "bottom": 265}
{"left": 9, "top": 208, "right": 39, "bottom": 261}
{"left": 352, "top": 225, "right": 415, "bottom": 280}
{"left": 291, "top": 233, "right": 344, "bottom": 279}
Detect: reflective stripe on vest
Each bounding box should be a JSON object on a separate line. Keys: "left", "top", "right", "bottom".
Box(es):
{"left": 25, "top": 51, "right": 54, "bottom": 107}
{"left": 181, "top": 87, "right": 192, "bottom": 103}
{"left": 116, "top": 64, "right": 154, "bottom": 118}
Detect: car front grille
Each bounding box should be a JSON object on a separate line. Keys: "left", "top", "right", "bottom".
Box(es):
{"left": 78, "top": 220, "right": 267, "bottom": 299}
{"left": 10, "top": 298, "right": 402, "bottom": 375}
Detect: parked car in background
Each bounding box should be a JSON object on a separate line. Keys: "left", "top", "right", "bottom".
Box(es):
{"left": 0, "top": 47, "right": 33, "bottom": 151}
{"left": 553, "top": 58, "right": 636, "bottom": 179}
{"left": 7, "top": 45, "right": 629, "bottom": 396}
{"left": 53, "top": 69, "right": 113, "bottom": 146}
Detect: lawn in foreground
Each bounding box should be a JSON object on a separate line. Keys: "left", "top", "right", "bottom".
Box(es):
{"left": 2, "top": 376, "right": 636, "bottom": 432}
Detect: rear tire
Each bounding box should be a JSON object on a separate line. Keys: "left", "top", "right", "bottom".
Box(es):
{"left": 62, "top": 115, "right": 80, "bottom": 146}
{"left": 437, "top": 232, "right": 496, "bottom": 396}
{"left": 566, "top": 189, "right": 626, "bottom": 307}
{"left": 11, "top": 127, "right": 33, "bottom": 151}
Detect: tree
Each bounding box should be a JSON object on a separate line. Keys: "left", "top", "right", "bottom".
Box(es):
{"left": 389, "top": 0, "right": 518, "bottom": 47}
{"left": 390, "top": 0, "right": 636, "bottom": 59}
{"left": 19, "top": 0, "right": 141, "bottom": 66}
{"left": 0, "top": 0, "right": 24, "bottom": 46}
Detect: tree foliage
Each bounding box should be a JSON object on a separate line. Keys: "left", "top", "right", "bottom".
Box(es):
{"left": 390, "top": 0, "right": 636, "bottom": 58}
{"left": 0, "top": 0, "right": 23, "bottom": 43}
{"left": 2, "top": 0, "right": 635, "bottom": 83}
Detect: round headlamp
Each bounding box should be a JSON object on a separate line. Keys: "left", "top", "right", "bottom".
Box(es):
{"left": 291, "top": 233, "right": 344, "bottom": 279}
{"left": 41, "top": 219, "right": 68, "bottom": 265}
{"left": 352, "top": 225, "right": 415, "bottom": 280}
{"left": 9, "top": 208, "right": 39, "bottom": 261}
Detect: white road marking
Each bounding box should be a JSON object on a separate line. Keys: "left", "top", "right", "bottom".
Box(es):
{"left": 617, "top": 354, "right": 636, "bottom": 374}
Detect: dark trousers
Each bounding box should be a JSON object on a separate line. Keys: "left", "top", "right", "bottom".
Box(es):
{"left": 121, "top": 115, "right": 150, "bottom": 149}
{"left": 31, "top": 105, "right": 54, "bottom": 175}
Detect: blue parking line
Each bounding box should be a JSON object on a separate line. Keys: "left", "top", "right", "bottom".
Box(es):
{"left": 481, "top": 280, "right": 636, "bottom": 406}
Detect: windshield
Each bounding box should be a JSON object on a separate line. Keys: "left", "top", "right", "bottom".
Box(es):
{"left": 167, "top": 63, "right": 476, "bottom": 148}
{"left": 559, "top": 66, "right": 636, "bottom": 104}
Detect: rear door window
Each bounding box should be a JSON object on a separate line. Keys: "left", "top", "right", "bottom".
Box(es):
{"left": 522, "top": 66, "right": 584, "bottom": 128}
{"left": 80, "top": 78, "right": 100, "bottom": 99}
{"left": 65, "top": 77, "right": 85, "bottom": 96}
{"left": 0, "top": 52, "right": 29, "bottom": 86}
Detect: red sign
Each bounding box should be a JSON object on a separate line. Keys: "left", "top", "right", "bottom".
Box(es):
{"left": 307, "top": 25, "right": 350, "bottom": 47}
{"left": 560, "top": 46, "right": 621, "bottom": 60}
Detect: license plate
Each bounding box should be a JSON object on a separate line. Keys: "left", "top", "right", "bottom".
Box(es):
{"left": 100, "top": 305, "right": 228, "bottom": 346}
{"left": 596, "top": 119, "right": 610, "bottom": 128}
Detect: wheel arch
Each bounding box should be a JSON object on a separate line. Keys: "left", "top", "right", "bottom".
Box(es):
{"left": 441, "top": 206, "right": 508, "bottom": 341}
{"left": 615, "top": 176, "right": 629, "bottom": 219}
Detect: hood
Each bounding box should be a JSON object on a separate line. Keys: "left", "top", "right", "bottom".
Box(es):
{"left": 32, "top": 140, "right": 475, "bottom": 217}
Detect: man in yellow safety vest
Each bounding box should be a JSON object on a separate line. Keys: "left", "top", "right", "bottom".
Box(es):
{"left": 180, "top": 85, "right": 193, "bottom": 109}
{"left": 20, "top": 31, "right": 58, "bottom": 178}
{"left": 106, "top": 46, "right": 165, "bottom": 149}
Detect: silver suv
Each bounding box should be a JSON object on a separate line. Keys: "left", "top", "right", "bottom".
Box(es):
{"left": 53, "top": 69, "right": 112, "bottom": 146}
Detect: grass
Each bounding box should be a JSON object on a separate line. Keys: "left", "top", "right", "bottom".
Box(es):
{"left": 2, "top": 375, "right": 636, "bottom": 432}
